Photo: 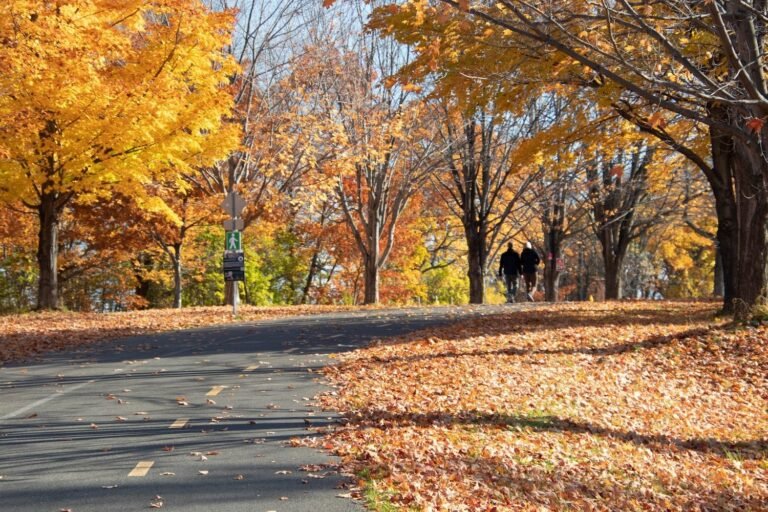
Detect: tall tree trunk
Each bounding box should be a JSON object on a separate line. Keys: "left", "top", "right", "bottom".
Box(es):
{"left": 576, "top": 246, "right": 586, "bottom": 300}
{"left": 134, "top": 253, "right": 153, "bottom": 307}
{"left": 543, "top": 228, "right": 563, "bottom": 302}
{"left": 708, "top": 109, "right": 738, "bottom": 314}
{"left": 465, "top": 224, "right": 486, "bottom": 304}
{"left": 713, "top": 246, "right": 724, "bottom": 298}
{"left": 730, "top": 136, "right": 768, "bottom": 319}
{"left": 363, "top": 253, "right": 379, "bottom": 305}
{"left": 604, "top": 261, "right": 621, "bottom": 300}
{"left": 301, "top": 250, "right": 320, "bottom": 305}
{"left": 602, "top": 243, "right": 623, "bottom": 300}
{"left": 172, "top": 244, "right": 182, "bottom": 309}
{"left": 37, "top": 193, "right": 59, "bottom": 310}
{"left": 363, "top": 218, "right": 380, "bottom": 305}
{"left": 543, "top": 263, "right": 559, "bottom": 302}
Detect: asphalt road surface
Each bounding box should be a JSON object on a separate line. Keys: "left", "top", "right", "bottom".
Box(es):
{"left": 0, "top": 305, "right": 511, "bottom": 512}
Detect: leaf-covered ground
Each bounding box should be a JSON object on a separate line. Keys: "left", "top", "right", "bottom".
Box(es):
{"left": 319, "top": 302, "right": 768, "bottom": 511}
{"left": 0, "top": 305, "right": 360, "bottom": 364}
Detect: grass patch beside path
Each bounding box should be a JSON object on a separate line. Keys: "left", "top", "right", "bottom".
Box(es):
{"left": 0, "top": 305, "right": 365, "bottom": 364}
{"left": 319, "top": 301, "right": 768, "bottom": 511}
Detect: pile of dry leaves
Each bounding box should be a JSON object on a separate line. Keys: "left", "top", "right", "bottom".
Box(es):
{"left": 320, "top": 302, "right": 768, "bottom": 511}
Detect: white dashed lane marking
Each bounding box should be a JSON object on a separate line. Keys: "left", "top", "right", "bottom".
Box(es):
{"left": 0, "top": 380, "right": 95, "bottom": 421}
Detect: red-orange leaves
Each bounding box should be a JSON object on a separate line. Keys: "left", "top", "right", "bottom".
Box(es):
{"left": 319, "top": 302, "right": 768, "bottom": 511}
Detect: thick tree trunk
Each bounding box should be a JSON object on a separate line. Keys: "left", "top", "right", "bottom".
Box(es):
{"left": 543, "top": 262, "right": 559, "bottom": 302}
{"left": 172, "top": 244, "right": 182, "bottom": 309}
{"left": 603, "top": 251, "right": 622, "bottom": 300}
{"left": 465, "top": 227, "right": 486, "bottom": 304}
{"left": 134, "top": 253, "right": 153, "bottom": 307}
{"left": 702, "top": 103, "right": 768, "bottom": 317}
{"left": 37, "top": 193, "right": 59, "bottom": 310}
{"left": 363, "top": 253, "right": 379, "bottom": 305}
{"left": 718, "top": 3, "right": 768, "bottom": 319}
{"left": 361, "top": 205, "right": 382, "bottom": 305}
{"left": 708, "top": 113, "right": 738, "bottom": 314}
{"left": 712, "top": 198, "right": 738, "bottom": 313}
{"left": 730, "top": 136, "right": 768, "bottom": 319}
{"left": 467, "top": 250, "right": 484, "bottom": 304}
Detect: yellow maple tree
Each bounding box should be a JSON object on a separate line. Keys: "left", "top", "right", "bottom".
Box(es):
{"left": 0, "top": 0, "right": 240, "bottom": 309}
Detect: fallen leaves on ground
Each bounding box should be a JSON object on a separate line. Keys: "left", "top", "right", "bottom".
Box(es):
{"left": 0, "top": 305, "right": 363, "bottom": 364}
{"left": 319, "top": 301, "right": 768, "bottom": 511}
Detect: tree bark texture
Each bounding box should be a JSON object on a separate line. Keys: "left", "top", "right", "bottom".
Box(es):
{"left": 713, "top": 247, "right": 724, "bottom": 297}
{"left": 466, "top": 227, "right": 486, "bottom": 304}
{"left": 704, "top": 117, "right": 768, "bottom": 319}
{"left": 36, "top": 193, "right": 60, "bottom": 310}
{"left": 362, "top": 205, "right": 382, "bottom": 305}
{"left": 707, "top": 101, "right": 768, "bottom": 318}
{"left": 172, "top": 244, "right": 182, "bottom": 309}
{"left": 363, "top": 253, "right": 380, "bottom": 305}
{"left": 603, "top": 254, "right": 622, "bottom": 301}
{"left": 543, "top": 227, "right": 563, "bottom": 302}
{"left": 301, "top": 249, "right": 320, "bottom": 305}
{"left": 730, "top": 136, "right": 768, "bottom": 319}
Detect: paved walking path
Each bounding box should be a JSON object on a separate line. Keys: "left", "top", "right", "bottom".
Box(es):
{"left": 0, "top": 305, "right": 512, "bottom": 512}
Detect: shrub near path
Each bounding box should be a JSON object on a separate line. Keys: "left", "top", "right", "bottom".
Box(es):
{"left": 320, "top": 302, "right": 768, "bottom": 511}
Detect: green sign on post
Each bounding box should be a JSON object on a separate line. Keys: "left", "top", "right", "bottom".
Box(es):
{"left": 225, "top": 231, "right": 242, "bottom": 252}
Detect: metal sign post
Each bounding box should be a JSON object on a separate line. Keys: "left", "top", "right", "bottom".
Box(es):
{"left": 221, "top": 192, "right": 247, "bottom": 316}
{"left": 221, "top": 193, "right": 246, "bottom": 219}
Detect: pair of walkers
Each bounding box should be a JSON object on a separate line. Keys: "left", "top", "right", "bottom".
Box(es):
{"left": 498, "top": 242, "right": 540, "bottom": 303}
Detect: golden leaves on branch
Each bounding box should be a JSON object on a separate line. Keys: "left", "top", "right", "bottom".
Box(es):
{"left": 0, "top": 0, "right": 240, "bottom": 208}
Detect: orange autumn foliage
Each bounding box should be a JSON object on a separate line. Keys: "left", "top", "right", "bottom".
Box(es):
{"left": 319, "top": 302, "right": 768, "bottom": 511}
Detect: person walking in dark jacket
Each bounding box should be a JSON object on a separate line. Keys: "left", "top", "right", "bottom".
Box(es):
{"left": 520, "top": 241, "right": 540, "bottom": 301}
{"left": 498, "top": 243, "right": 522, "bottom": 303}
